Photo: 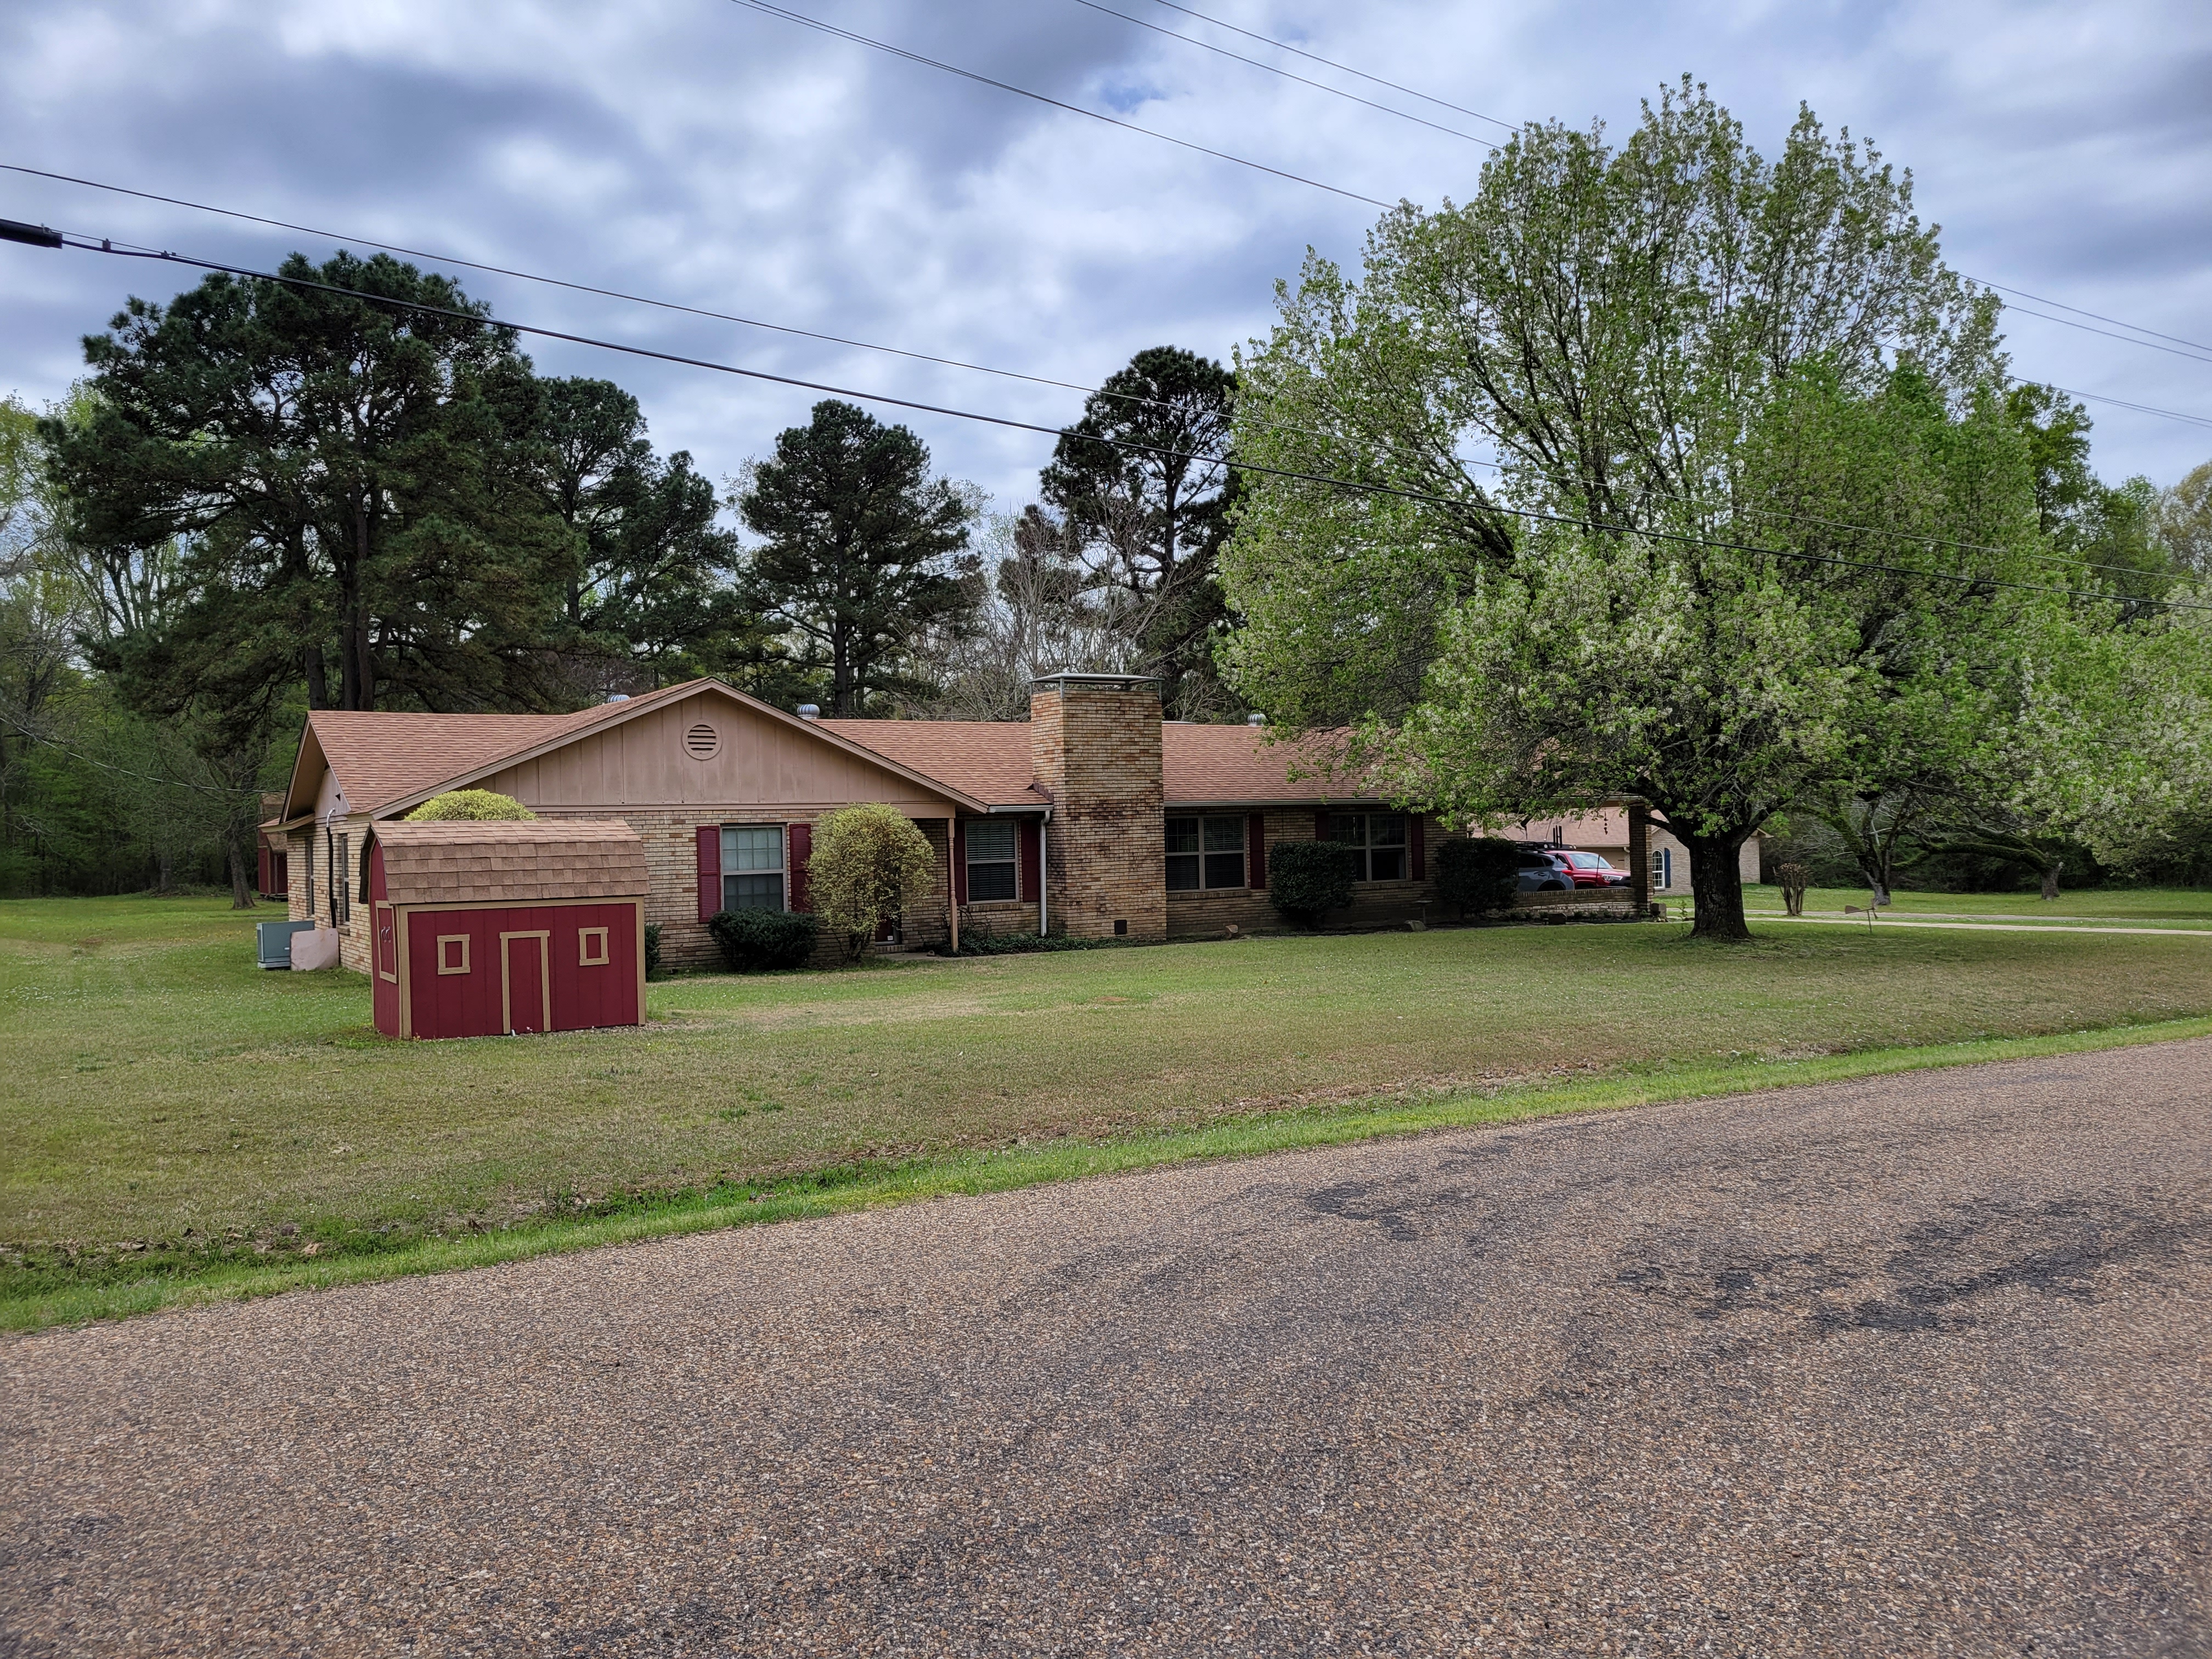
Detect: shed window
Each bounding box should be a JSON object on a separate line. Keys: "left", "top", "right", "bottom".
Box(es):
{"left": 1327, "top": 813, "right": 1408, "bottom": 882}
{"left": 578, "top": 927, "right": 611, "bottom": 967}
{"left": 720, "top": 825, "right": 786, "bottom": 911}
{"left": 1166, "top": 815, "right": 1246, "bottom": 890}
{"left": 965, "top": 819, "right": 1018, "bottom": 901}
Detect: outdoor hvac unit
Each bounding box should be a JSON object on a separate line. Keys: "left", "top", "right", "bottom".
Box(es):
{"left": 255, "top": 918, "right": 314, "bottom": 969}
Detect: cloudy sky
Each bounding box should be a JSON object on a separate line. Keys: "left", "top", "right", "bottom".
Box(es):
{"left": 3, "top": 0, "right": 2209, "bottom": 509}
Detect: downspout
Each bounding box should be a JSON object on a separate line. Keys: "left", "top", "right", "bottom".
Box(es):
{"left": 1039, "top": 808, "right": 1051, "bottom": 938}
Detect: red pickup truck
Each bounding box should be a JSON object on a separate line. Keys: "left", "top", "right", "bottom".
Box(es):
{"left": 1556, "top": 850, "right": 1630, "bottom": 888}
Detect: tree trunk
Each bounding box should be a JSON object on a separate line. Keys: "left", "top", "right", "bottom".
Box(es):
{"left": 1682, "top": 830, "right": 1752, "bottom": 941}
{"left": 2040, "top": 863, "right": 2062, "bottom": 901}
{"left": 1628, "top": 803, "right": 1652, "bottom": 917}
{"left": 304, "top": 642, "right": 330, "bottom": 710}
{"left": 225, "top": 827, "right": 257, "bottom": 911}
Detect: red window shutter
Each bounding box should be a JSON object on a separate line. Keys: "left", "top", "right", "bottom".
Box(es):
{"left": 1248, "top": 812, "right": 1267, "bottom": 887}
{"left": 1018, "top": 819, "right": 1041, "bottom": 901}
{"left": 787, "top": 822, "right": 812, "bottom": 911}
{"left": 952, "top": 820, "right": 969, "bottom": 906}
{"left": 1410, "top": 814, "right": 1426, "bottom": 881}
{"left": 1315, "top": 809, "right": 1331, "bottom": 842}
{"left": 696, "top": 825, "right": 720, "bottom": 922}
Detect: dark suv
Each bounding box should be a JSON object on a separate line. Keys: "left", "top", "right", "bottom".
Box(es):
{"left": 1516, "top": 850, "right": 1576, "bottom": 891}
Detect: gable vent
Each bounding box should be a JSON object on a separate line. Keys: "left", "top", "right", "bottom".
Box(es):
{"left": 683, "top": 721, "right": 721, "bottom": 761}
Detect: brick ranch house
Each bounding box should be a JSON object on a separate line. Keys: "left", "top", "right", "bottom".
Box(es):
{"left": 269, "top": 672, "right": 1751, "bottom": 975}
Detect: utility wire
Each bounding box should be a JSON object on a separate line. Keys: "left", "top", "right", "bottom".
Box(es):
{"left": 0, "top": 708, "right": 246, "bottom": 796}
{"left": 723, "top": 0, "right": 1392, "bottom": 208}
{"left": 33, "top": 233, "right": 2212, "bottom": 614}
{"left": 1124, "top": 5, "right": 2207, "bottom": 370}
{"left": 6, "top": 171, "right": 2203, "bottom": 573}
{"left": 2001, "top": 304, "right": 2212, "bottom": 369}
{"left": 0, "top": 162, "right": 1132, "bottom": 407}
{"left": 1063, "top": 0, "right": 1497, "bottom": 147}
{"left": 1143, "top": 0, "right": 1519, "bottom": 133}
{"left": 1963, "top": 279, "right": 2212, "bottom": 359}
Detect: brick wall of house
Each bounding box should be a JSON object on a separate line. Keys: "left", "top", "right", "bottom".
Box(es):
{"left": 530, "top": 806, "right": 953, "bottom": 972}
{"left": 1031, "top": 677, "right": 1167, "bottom": 942}
{"left": 286, "top": 817, "right": 377, "bottom": 973}
{"left": 960, "top": 898, "right": 1041, "bottom": 943}
{"left": 1165, "top": 810, "right": 1445, "bottom": 939}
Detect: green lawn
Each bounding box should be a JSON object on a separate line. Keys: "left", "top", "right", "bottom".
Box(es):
{"left": 5, "top": 893, "right": 2211, "bottom": 1326}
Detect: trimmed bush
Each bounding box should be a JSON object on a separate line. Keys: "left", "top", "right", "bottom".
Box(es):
{"left": 643, "top": 922, "right": 663, "bottom": 979}
{"left": 1436, "top": 836, "right": 1520, "bottom": 917}
{"left": 708, "top": 907, "right": 820, "bottom": 972}
{"left": 404, "top": 789, "right": 535, "bottom": 822}
{"left": 1268, "top": 839, "right": 1359, "bottom": 928}
{"left": 809, "top": 804, "right": 939, "bottom": 961}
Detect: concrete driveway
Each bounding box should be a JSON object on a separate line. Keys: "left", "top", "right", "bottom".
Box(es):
{"left": 5, "top": 1040, "right": 2209, "bottom": 1656}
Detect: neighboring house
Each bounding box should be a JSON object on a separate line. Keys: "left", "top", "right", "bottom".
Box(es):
{"left": 270, "top": 673, "right": 1457, "bottom": 975}
{"left": 1496, "top": 809, "right": 1763, "bottom": 897}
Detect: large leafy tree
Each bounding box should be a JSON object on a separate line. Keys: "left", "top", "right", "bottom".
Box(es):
{"left": 1041, "top": 346, "right": 1238, "bottom": 717}
{"left": 46, "top": 251, "right": 569, "bottom": 721}
{"left": 736, "top": 400, "right": 975, "bottom": 715}
{"left": 1221, "top": 81, "right": 2094, "bottom": 939}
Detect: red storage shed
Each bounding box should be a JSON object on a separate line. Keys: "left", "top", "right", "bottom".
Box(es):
{"left": 366, "top": 820, "right": 649, "bottom": 1041}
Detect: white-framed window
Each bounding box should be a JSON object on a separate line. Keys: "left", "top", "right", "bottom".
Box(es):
{"left": 721, "top": 825, "right": 786, "bottom": 911}
{"left": 1327, "top": 813, "right": 1409, "bottom": 881}
{"left": 965, "top": 819, "right": 1018, "bottom": 901}
{"left": 1652, "top": 849, "right": 1674, "bottom": 891}
{"left": 1166, "top": 815, "right": 1246, "bottom": 891}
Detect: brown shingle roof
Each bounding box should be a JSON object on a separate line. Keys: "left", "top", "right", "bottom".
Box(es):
{"left": 1160, "top": 723, "right": 1373, "bottom": 805}
{"left": 820, "top": 720, "right": 1043, "bottom": 808}
{"left": 825, "top": 717, "right": 1376, "bottom": 808}
{"left": 373, "top": 820, "right": 648, "bottom": 906}
{"left": 307, "top": 707, "right": 615, "bottom": 816}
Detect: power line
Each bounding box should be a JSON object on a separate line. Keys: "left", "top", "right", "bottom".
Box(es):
{"left": 2046, "top": 383, "right": 2212, "bottom": 433}
{"left": 30, "top": 232, "right": 2212, "bottom": 615}
{"left": 1063, "top": 0, "right": 1498, "bottom": 147}
{"left": 1119, "top": 7, "right": 2208, "bottom": 371}
{"left": 7, "top": 169, "right": 2203, "bottom": 572}
{"left": 723, "top": 0, "right": 1391, "bottom": 209}
{"left": 0, "top": 161, "right": 1131, "bottom": 407}
{"left": 1142, "top": 0, "right": 1519, "bottom": 133}
{"left": 1970, "top": 278, "right": 2212, "bottom": 358}
{"left": 2001, "top": 304, "right": 2212, "bottom": 369}
{"left": 0, "top": 708, "right": 246, "bottom": 796}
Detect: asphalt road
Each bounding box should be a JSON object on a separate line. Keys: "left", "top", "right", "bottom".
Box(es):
{"left": 6, "top": 1041, "right": 2210, "bottom": 1657}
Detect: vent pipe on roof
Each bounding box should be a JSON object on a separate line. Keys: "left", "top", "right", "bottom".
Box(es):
{"left": 1246, "top": 711, "right": 1267, "bottom": 726}
{"left": 797, "top": 704, "right": 821, "bottom": 720}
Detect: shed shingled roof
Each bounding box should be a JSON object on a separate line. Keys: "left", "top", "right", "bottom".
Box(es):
{"left": 373, "top": 820, "right": 648, "bottom": 907}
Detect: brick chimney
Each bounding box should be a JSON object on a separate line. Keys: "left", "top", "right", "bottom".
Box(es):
{"left": 1030, "top": 673, "right": 1165, "bottom": 941}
